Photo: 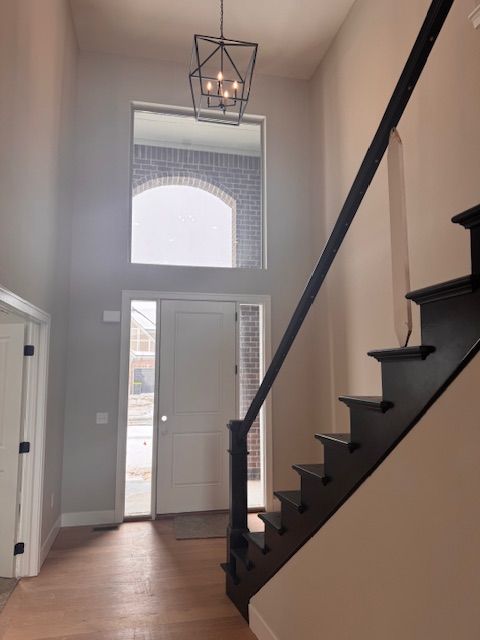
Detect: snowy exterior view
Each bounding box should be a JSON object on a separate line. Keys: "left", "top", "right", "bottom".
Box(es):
{"left": 125, "top": 301, "right": 156, "bottom": 517}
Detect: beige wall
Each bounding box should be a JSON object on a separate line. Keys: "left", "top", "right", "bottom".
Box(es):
{"left": 309, "top": 0, "right": 480, "bottom": 432}
{"left": 61, "top": 53, "right": 319, "bottom": 515}
{"left": 251, "top": 353, "right": 480, "bottom": 640}
{"left": 251, "top": 1, "right": 480, "bottom": 637}
{"left": 0, "top": 0, "right": 78, "bottom": 543}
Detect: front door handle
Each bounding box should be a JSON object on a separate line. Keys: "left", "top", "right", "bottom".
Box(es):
{"left": 160, "top": 414, "right": 168, "bottom": 435}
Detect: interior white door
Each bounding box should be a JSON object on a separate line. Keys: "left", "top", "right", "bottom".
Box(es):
{"left": 156, "top": 300, "right": 236, "bottom": 514}
{"left": 0, "top": 324, "right": 25, "bottom": 577}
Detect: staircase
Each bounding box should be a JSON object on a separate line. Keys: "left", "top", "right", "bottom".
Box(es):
{"left": 222, "top": 0, "right": 478, "bottom": 620}
{"left": 224, "top": 205, "right": 480, "bottom": 618}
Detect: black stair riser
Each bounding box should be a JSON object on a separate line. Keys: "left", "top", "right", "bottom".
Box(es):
{"left": 278, "top": 504, "right": 305, "bottom": 531}
{"left": 471, "top": 228, "right": 480, "bottom": 275}
{"left": 420, "top": 288, "right": 480, "bottom": 346}
{"left": 323, "top": 447, "right": 355, "bottom": 479}
{"left": 379, "top": 356, "right": 444, "bottom": 402}
{"left": 298, "top": 475, "right": 328, "bottom": 506}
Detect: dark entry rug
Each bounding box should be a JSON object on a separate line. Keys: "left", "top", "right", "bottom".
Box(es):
{"left": 174, "top": 512, "right": 228, "bottom": 540}
{"left": 0, "top": 578, "right": 17, "bottom": 613}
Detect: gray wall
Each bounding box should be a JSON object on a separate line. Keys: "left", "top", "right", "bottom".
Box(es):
{"left": 0, "top": 0, "right": 78, "bottom": 542}
{"left": 62, "top": 52, "right": 318, "bottom": 515}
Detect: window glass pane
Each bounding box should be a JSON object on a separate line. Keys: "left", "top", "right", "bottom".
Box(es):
{"left": 125, "top": 300, "right": 157, "bottom": 517}
{"left": 131, "top": 110, "right": 263, "bottom": 268}
{"left": 132, "top": 185, "right": 233, "bottom": 267}
{"left": 239, "top": 304, "right": 265, "bottom": 509}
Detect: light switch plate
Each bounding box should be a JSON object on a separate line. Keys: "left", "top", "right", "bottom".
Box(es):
{"left": 96, "top": 412, "right": 109, "bottom": 425}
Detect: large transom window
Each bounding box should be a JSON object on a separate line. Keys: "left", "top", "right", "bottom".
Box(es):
{"left": 130, "top": 110, "right": 264, "bottom": 269}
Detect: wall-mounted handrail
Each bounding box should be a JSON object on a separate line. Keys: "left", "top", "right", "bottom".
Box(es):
{"left": 235, "top": 0, "right": 454, "bottom": 442}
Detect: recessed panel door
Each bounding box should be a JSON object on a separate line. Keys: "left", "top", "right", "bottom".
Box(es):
{"left": 0, "top": 324, "right": 24, "bottom": 577}
{"left": 156, "top": 300, "right": 236, "bottom": 514}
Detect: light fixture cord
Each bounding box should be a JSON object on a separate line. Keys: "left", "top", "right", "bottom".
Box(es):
{"left": 220, "top": 0, "right": 224, "bottom": 38}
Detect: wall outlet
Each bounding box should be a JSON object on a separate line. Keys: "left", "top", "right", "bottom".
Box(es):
{"left": 96, "top": 412, "right": 109, "bottom": 425}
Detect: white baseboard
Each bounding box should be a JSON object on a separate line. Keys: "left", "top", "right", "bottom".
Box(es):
{"left": 249, "top": 604, "right": 279, "bottom": 640}
{"left": 61, "top": 510, "right": 116, "bottom": 527}
{"left": 40, "top": 515, "right": 61, "bottom": 566}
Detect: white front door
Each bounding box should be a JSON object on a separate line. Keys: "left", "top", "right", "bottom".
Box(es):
{"left": 156, "top": 300, "right": 236, "bottom": 514}
{"left": 0, "top": 324, "right": 25, "bottom": 577}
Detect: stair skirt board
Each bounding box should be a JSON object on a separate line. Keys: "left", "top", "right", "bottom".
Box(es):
{"left": 224, "top": 199, "right": 480, "bottom": 619}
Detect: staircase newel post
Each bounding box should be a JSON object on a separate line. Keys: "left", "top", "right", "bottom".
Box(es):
{"left": 227, "top": 420, "right": 248, "bottom": 567}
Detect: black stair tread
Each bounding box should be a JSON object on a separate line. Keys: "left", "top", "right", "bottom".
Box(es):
{"left": 367, "top": 345, "right": 435, "bottom": 362}
{"left": 221, "top": 561, "right": 239, "bottom": 584}
{"left": 339, "top": 395, "right": 393, "bottom": 413}
{"left": 406, "top": 275, "right": 478, "bottom": 305}
{"left": 258, "top": 511, "right": 284, "bottom": 533}
{"left": 274, "top": 490, "right": 304, "bottom": 512}
{"left": 231, "top": 545, "right": 254, "bottom": 570}
{"left": 315, "top": 432, "right": 358, "bottom": 451}
{"left": 243, "top": 531, "right": 267, "bottom": 553}
{"left": 451, "top": 203, "right": 480, "bottom": 229}
{"left": 292, "top": 463, "right": 328, "bottom": 483}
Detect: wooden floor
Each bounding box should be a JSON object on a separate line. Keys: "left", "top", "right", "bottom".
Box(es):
{"left": 0, "top": 518, "right": 262, "bottom": 640}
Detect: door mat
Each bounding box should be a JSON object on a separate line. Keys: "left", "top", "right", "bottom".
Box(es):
{"left": 0, "top": 578, "right": 18, "bottom": 613}
{"left": 174, "top": 512, "right": 228, "bottom": 540}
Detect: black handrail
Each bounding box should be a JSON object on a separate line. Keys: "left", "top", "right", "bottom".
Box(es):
{"left": 236, "top": 0, "right": 454, "bottom": 441}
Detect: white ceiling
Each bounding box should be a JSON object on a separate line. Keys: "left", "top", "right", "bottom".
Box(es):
{"left": 69, "top": 0, "right": 356, "bottom": 80}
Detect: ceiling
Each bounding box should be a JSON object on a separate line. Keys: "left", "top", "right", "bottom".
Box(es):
{"left": 69, "top": 0, "right": 356, "bottom": 80}
{"left": 135, "top": 111, "right": 262, "bottom": 155}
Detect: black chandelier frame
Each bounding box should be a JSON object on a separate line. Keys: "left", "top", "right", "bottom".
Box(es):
{"left": 189, "top": 33, "right": 258, "bottom": 125}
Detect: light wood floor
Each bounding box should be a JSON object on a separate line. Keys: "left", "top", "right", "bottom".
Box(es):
{"left": 0, "top": 518, "right": 262, "bottom": 640}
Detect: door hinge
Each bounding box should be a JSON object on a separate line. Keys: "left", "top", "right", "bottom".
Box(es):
{"left": 24, "top": 345, "right": 35, "bottom": 357}
{"left": 235, "top": 364, "right": 238, "bottom": 375}
{"left": 14, "top": 542, "right": 25, "bottom": 556}
{"left": 19, "top": 442, "right": 31, "bottom": 454}
{"left": 235, "top": 311, "right": 238, "bottom": 322}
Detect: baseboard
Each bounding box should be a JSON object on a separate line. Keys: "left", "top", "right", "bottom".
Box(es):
{"left": 61, "top": 510, "right": 116, "bottom": 527}
{"left": 40, "top": 515, "right": 61, "bottom": 566}
{"left": 249, "top": 604, "right": 279, "bottom": 640}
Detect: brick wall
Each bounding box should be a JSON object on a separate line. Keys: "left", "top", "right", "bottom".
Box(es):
{"left": 132, "top": 144, "right": 262, "bottom": 268}
{"left": 239, "top": 305, "right": 261, "bottom": 481}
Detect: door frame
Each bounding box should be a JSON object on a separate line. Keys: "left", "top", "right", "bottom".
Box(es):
{"left": 0, "top": 285, "right": 50, "bottom": 577}
{"left": 115, "top": 290, "right": 273, "bottom": 523}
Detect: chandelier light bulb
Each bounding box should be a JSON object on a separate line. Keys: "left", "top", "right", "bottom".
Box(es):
{"left": 233, "top": 81, "right": 239, "bottom": 90}
{"left": 217, "top": 71, "right": 224, "bottom": 81}
{"left": 206, "top": 81, "right": 212, "bottom": 92}
{"left": 224, "top": 90, "right": 229, "bottom": 99}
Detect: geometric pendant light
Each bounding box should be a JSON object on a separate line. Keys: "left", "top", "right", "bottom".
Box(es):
{"left": 189, "top": 0, "right": 258, "bottom": 125}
